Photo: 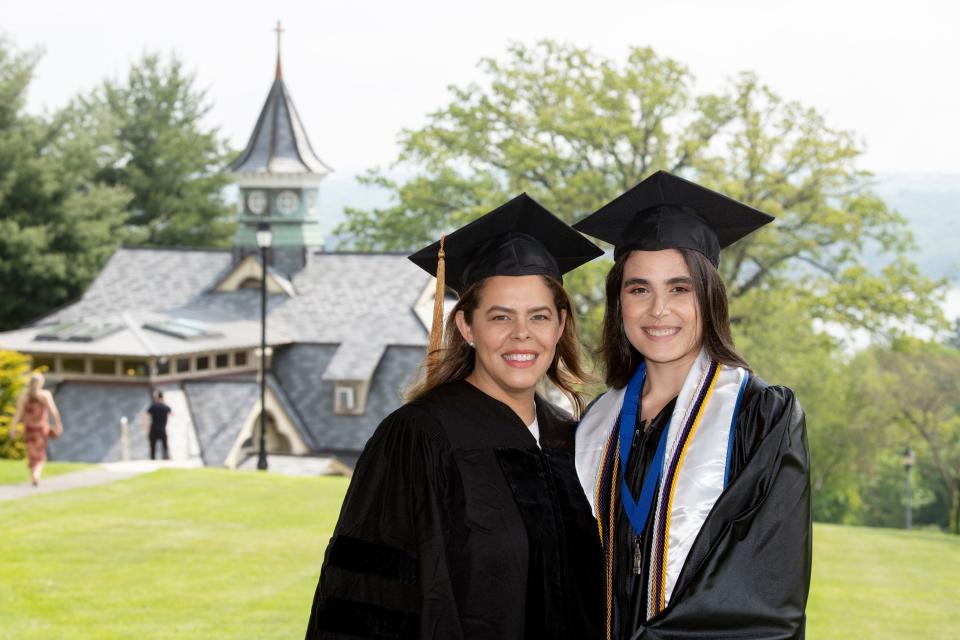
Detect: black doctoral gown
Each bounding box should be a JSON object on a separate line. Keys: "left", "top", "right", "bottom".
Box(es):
{"left": 306, "top": 379, "right": 603, "bottom": 640}
{"left": 607, "top": 376, "right": 811, "bottom": 640}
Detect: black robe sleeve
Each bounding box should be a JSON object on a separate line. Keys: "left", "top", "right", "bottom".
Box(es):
{"left": 305, "top": 406, "right": 463, "bottom": 640}
{"left": 633, "top": 382, "right": 812, "bottom": 640}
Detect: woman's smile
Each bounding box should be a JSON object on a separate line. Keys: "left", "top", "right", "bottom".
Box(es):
{"left": 502, "top": 350, "right": 539, "bottom": 367}
{"left": 641, "top": 325, "right": 681, "bottom": 339}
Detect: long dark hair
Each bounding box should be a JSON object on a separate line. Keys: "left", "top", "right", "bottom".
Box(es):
{"left": 406, "top": 275, "right": 590, "bottom": 416}
{"left": 599, "top": 248, "right": 749, "bottom": 388}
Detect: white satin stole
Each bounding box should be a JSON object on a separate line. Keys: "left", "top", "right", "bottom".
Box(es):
{"left": 574, "top": 350, "right": 748, "bottom": 608}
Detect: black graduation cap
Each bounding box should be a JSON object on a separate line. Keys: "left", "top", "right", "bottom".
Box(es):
{"left": 408, "top": 193, "right": 603, "bottom": 295}
{"left": 573, "top": 171, "right": 775, "bottom": 266}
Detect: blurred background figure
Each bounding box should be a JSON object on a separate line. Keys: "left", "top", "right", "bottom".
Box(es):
{"left": 10, "top": 372, "right": 64, "bottom": 486}
{"left": 145, "top": 390, "right": 173, "bottom": 460}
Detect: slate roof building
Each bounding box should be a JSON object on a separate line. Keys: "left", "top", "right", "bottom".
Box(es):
{"left": 0, "top": 36, "right": 435, "bottom": 473}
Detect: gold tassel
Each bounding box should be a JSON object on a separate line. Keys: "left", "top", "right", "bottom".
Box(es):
{"left": 426, "top": 235, "right": 446, "bottom": 383}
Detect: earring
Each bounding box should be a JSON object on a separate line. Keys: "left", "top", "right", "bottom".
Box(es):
{"left": 468, "top": 341, "right": 475, "bottom": 348}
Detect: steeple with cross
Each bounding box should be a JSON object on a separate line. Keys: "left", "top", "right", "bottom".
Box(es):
{"left": 274, "top": 20, "right": 284, "bottom": 80}
{"left": 228, "top": 22, "right": 333, "bottom": 275}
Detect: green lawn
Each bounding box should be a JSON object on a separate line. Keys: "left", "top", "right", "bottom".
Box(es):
{"left": 1, "top": 468, "right": 347, "bottom": 639}
{"left": 1, "top": 467, "right": 957, "bottom": 639}
{"left": 808, "top": 523, "right": 960, "bottom": 639}
{"left": 0, "top": 458, "right": 92, "bottom": 484}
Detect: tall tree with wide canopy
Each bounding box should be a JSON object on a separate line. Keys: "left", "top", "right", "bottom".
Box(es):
{"left": 335, "top": 41, "right": 948, "bottom": 526}
{"left": 336, "top": 40, "right": 943, "bottom": 339}
{"left": 0, "top": 39, "right": 131, "bottom": 329}
{"left": 83, "top": 53, "right": 235, "bottom": 247}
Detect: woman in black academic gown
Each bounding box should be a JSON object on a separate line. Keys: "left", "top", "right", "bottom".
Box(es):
{"left": 306, "top": 194, "right": 604, "bottom": 640}
{"left": 573, "top": 171, "right": 812, "bottom": 640}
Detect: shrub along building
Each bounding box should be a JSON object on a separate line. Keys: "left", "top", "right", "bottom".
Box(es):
{"left": 0, "top": 48, "right": 435, "bottom": 473}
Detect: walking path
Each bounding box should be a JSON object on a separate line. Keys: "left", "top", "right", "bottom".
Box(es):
{"left": 0, "top": 459, "right": 202, "bottom": 502}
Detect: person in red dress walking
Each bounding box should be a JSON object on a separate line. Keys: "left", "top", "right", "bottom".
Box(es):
{"left": 10, "top": 373, "right": 64, "bottom": 486}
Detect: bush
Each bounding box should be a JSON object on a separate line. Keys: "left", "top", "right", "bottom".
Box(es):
{"left": 0, "top": 350, "right": 33, "bottom": 459}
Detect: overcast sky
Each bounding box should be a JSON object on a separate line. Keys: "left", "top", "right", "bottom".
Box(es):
{"left": 4, "top": 0, "right": 959, "bottom": 179}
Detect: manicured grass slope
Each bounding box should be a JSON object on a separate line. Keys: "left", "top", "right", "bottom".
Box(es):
{"left": 1, "top": 468, "right": 957, "bottom": 638}
{"left": 1, "top": 468, "right": 347, "bottom": 639}
{"left": 0, "top": 459, "right": 91, "bottom": 484}
{"left": 807, "top": 523, "right": 960, "bottom": 639}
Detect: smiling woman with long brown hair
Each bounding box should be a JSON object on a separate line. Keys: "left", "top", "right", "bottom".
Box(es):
{"left": 574, "top": 172, "right": 811, "bottom": 640}
{"left": 306, "top": 194, "right": 604, "bottom": 640}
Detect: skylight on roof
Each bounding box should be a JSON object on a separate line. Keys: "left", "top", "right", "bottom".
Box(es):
{"left": 34, "top": 321, "right": 122, "bottom": 342}
{"left": 143, "top": 318, "right": 223, "bottom": 341}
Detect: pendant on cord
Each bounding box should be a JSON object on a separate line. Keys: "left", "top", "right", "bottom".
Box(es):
{"left": 633, "top": 535, "right": 643, "bottom": 575}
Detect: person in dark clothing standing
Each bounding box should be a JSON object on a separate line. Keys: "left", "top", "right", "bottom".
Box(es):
{"left": 145, "top": 391, "right": 173, "bottom": 460}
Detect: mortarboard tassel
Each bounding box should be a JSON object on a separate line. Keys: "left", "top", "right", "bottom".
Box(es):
{"left": 426, "top": 235, "right": 446, "bottom": 384}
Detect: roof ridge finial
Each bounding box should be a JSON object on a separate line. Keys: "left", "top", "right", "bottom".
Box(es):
{"left": 274, "top": 20, "right": 284, "bottom": 80}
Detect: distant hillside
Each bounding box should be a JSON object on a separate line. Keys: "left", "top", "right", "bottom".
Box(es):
{"left": 874, "top": 173, "right": 960, "bottom": 282}
{"left": 315, "top": 170, "right": 392, "bottom": 243}
{"left": 314, "top": 170, "right": 960, "bottom": 281}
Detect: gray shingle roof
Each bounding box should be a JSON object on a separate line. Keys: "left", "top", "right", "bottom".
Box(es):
{"left": 164, "top": 252, "right": 432, "bottom": 367}
{"left": 183, "top": 379, "right": 259, "bottom": 466}
{"left": 227, "top": 76, "right": 331, "bottom": 175}
{"left": 2, "top": 247, "right": 437, "bottom": 459}
{"left": 49, "top": 383, "right": 152, "bottom": 462}
{"left": 274, "top": 253, "right": 431, "bottom": 347}
{"left": 265, "top": 373, "right": 317, "bottom": 449}
{"left": 322, "top": 343, "right": 386, "bottom": 381}
{"left": 1, "top": 249, "right": 431, "bottom": 363}
{"left": 4, "top": 312, "right": 289, "bottom": 358}
{"left": 43, "top": 248, "right": 234, "bottom": 323}
{"left": 272, "top": 343, "right": 423, "bottom": 451}
{"left": 182, "top": 375, "right": 316, "bottom": 466}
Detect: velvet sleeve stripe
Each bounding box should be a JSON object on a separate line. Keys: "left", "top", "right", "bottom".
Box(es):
{"left": 311, "top": 597, "right": 419, "bottom": 640}
{"left": 325, "top": 535, "right": 418, "bottom": 586}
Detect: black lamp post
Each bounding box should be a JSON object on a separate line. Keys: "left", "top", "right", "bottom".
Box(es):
{"left": 902, "top": 444, "right": 916, "bottom": 530}
{"left": 256, "top": 221, "right": 272, "bottom": 471}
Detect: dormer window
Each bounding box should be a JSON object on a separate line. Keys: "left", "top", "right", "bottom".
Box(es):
{"left": 334, "top": 382, "right": 366, "bottom": 415}
{"left": 336, "top": 384, "right": 356, "bottom": 413}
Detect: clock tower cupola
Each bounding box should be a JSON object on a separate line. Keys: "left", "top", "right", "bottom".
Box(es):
{"left": 228, "top": 22, "right": 332, "bottom": 275}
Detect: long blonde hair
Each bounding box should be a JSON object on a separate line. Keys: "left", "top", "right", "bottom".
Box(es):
{"left": 406, "top": 275, "right": 590, "bottom": 416}
{"left": 27, "top": 372, "right": 45, "bottom": 399}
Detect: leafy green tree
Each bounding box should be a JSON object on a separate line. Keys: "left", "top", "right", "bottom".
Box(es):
{"left": 83, "top": 53, "right": 235, "bottom": 247}
{"left": 335, "top": 41, "right": 951, "bottom": 527}
{"left": 947, "top": 318, "right": 960, "bottom": 350}
{"left": 0, "top": 350, "right": 32, "bottom": 459}
{"left": 735, "top": 287, "right": 880, "bottom": 523}
{"left": 0, "top": 38, "right": 131, "bottom": 329}
{"left": 857, "top": 447, "right": 937, "bottom": 529}
{"left": 335, "top": 40, "right": 943, "bottom": 339}
{"left": 866, "top": 340, "right": 960, "bottom": 533}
